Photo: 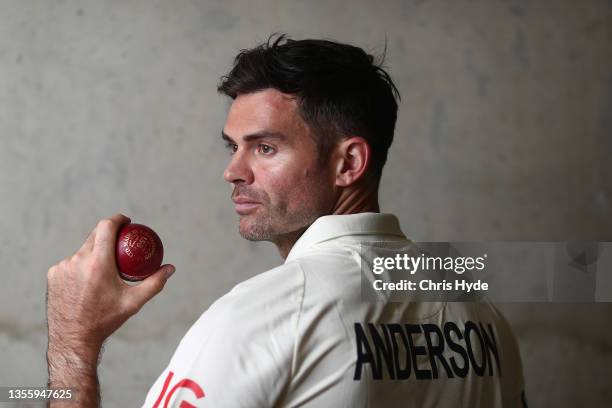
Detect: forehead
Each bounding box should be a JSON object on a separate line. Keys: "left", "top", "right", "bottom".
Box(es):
{"left": 223, "top": 89, "right": 309, "bottom": 140}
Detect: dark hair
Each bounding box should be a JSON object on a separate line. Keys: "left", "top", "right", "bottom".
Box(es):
{"left": 218, "top": 33, "right": 400, "bottom": 182}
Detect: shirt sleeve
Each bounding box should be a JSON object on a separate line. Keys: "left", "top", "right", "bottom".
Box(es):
{"left": 141, "top": 263, "right": 305, "bottom": 408}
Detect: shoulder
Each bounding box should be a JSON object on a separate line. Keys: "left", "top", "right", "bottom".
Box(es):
{"left": 202, "top": 261, "right": 306, "bottom": 329}
{"left": 224, "top": 261, "right": 305, "bottom": 304}
{"left": 289, "top": 244, "right": 364, "bottom": 305}
{"left": 158, "top": 263, "right": 309, "bottom": 407}
{"left": 168, "top": 262, "right": 308, "bottom": 378}
{"left": 183, "top": 246, "right": 362, "bottom": 355}
{"left": 210, "top": 245, "right": 360, "bottom": 320}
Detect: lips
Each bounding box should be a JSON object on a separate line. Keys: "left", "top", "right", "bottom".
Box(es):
{"left": 232, "top": 196, "right": 261, "bottom": 215}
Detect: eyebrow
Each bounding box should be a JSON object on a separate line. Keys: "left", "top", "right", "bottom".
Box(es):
{"left": 221, "top": 130, "right": 288, "bottom": 143}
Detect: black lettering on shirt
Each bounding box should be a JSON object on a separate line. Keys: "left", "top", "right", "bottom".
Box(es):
{"left": 444, "top": 322, "right": 470, "bottom": 378}
{"left": 353, "top": 321, "right": 502, "bottom": 381}
{"left": 405, "top": 324, "right": 432, "bottom": 380}
{"left": 465, "top": 321, "right": 486, "bottom": 376}
{"left": 480, "top": 322, "right": 502, "bottom": 376}
{"left": 368, "top": 323, "right": 396, "bottom": 380}
{"left": 354, "top": 322, "right": 378, "bottom": 380}
{"left": 422, "top": 323, "right": 454, "bottom": 379}
{"left": 387, "top": 323, "right": 411, "bottom": 379}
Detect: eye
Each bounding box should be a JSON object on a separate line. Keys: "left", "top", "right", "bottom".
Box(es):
{"left": 225, "top": 142, "right": 238, "bottom": 154}
{"left": 257, "top": 144, "right": 275, "bottom": 155}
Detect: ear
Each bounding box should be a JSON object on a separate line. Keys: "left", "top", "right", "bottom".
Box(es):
{"left": 334, "top": 137, "right": 371, "bottom": 187}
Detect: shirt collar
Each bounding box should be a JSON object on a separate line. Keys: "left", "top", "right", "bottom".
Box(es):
{"left": 285, "top": 212, "right": 406, "bottom": 263}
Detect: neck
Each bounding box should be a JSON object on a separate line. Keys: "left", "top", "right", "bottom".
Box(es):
{"left": 274, "top": 181, "right": 380, "bottom": 259}
{"left": 274, "top": 229, "right": 308, "bottom": 259}
{"left": 331, "top": 181, "right": 380, "bottom": 215}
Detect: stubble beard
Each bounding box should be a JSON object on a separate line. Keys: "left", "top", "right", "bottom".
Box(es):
{"left": 234, "top": 167, "right": 332, "bottom": 243}
{"left": 239, "top": 210, "right": 274, "bottom": 241}
{"left": 238, "top": 202, "right": 321, "bottom": 243}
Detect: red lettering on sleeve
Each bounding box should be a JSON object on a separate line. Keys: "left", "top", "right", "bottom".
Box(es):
{"left": 152, "top": 371, "right": 205, "bottom": 408}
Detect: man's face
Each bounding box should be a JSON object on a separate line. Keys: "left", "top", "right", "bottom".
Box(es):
{"left": 222, "top": 89, "right": 337, "bottom": 242}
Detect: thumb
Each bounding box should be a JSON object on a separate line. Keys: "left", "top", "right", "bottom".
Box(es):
{"left": 126, "top": 264, "right": 176, "bottom": 311}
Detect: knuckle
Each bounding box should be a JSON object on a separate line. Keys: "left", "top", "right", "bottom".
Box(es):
{"left": 122, "top": 298, "right": 141, "bottom": 315}
{"left": 89, "top": 260, "right": 103, "bottom": 274}
{"left": 73, "top": 249, "right": 91, "bottom": 263}
{"left": 97, "top": 219, "right": 112, "bottom": 230}
{"left": 71, "top": 251, "right": 83, "bottom": 262}
{"left": 154, "top": 279, "right": 166, "bottom": 293}
{"left": 149, "top": 275, "right": 165, "bottom": 292}
{"left": 149, "top": 284, "right": 163, "bottom": 297}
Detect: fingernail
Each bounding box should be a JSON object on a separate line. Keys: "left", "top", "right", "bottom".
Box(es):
{"left": 165, "top": 266, "right": 176, "bottom": 278}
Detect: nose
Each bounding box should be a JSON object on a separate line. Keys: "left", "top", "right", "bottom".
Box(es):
{"left": 223, "top": 150, "right": 254, "bottom": 185}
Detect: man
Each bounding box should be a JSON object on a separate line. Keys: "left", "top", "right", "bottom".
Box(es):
{"left": 47, "top": 35, "right": 526, "bottom": 407}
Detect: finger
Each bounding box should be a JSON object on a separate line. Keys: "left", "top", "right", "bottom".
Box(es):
{"left": 125, "top": 264, "right": 175, "bottom": 313}
{"left": 78, "top": 226, "right": 96, "bottom": 253}
{"left": 93, "top": 214, "right": 131, "bottom": 258}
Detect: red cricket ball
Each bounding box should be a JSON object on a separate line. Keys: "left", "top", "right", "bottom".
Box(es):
{"left": 115, "top": 223, "right": 164, "bottom": 281}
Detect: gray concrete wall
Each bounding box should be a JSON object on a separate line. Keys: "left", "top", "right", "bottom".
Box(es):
{"left": 0, "top": 0, "right": 610, "bottom": 406}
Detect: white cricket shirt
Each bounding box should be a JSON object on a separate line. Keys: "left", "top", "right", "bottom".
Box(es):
{"left": 142, "top": 213, "right": 526, "bottom": 407}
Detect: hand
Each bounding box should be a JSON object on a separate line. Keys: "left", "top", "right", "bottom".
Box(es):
{"left": 46, "top": 214, "right": 175, "bottom": 364}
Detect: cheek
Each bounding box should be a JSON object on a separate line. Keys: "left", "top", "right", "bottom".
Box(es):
{"left": 255, "top": 149, "right": 332, "bottom": 207}
{"left": 274, "top": 166, "right": 332, "bottom": 207}
{"left": 269, "top": 172, "right": 309, "bottom": 199}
